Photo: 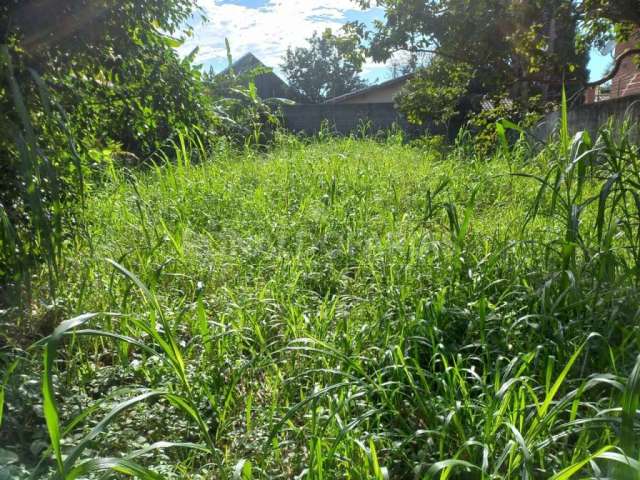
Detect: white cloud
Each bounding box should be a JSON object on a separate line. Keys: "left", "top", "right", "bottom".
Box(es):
{"left": 178, "top": 0, "right": 382, "bottom": 77}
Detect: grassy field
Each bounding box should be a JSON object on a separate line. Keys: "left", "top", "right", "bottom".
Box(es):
{"left": 2, "top": 128, "right": 640, "bottom": 479}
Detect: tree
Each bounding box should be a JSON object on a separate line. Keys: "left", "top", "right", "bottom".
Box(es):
{"left": 579, "top": 0, "right": 640, "bottom": 87}
{"left": 0, "top": 0, "right": 215, "bottom": 298}
{"left": 387, "top": 51, "right": 431, "bottom": 78}
{"left": 281, "top": 29, "right": 367, "bottom": 103}
{"left": 581, "top": 0, "right": 640, "bottom": 30}
{"left": 348, "top": 0, "right": 589, "bottom": 125}
{"left": 1, "top": 0, "right": 214, "bottom": 156}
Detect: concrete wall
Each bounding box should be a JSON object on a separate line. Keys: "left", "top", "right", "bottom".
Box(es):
{"left": 281, "top": 95, "right": 640, "bottom": 142}
{"left": 533, "top": 94, "right": 640, "bottom": 141}
{"left": 280, "top": 103, "right": 421, "bottom": 136}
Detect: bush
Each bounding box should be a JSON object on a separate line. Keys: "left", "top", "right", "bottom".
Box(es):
{"left": 466, "top": 97, "right": 543, "bottom": 155}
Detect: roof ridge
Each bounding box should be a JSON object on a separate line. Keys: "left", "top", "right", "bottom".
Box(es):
{"left": 324, "top": 73, "right": 414, "bottom": 104}
{"left": 218, "top": 52, "right": 266, "bottom": 75}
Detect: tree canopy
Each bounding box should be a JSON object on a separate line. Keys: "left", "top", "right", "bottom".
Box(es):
{"left": 348, "top": 0, "right": 639, "bottom": 126}
{"left": 281, "top": 29, "right": 367, "bottom": 103}
{"left": 1, "top": 0, "right": 194, "bottom": 65}
{"left": 1, "top": 0, "right": 218, "bottom": 287}
{"left": 1, "top": 0, "right": 213, "bottom": 157}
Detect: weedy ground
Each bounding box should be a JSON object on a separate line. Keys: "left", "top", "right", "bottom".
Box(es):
{"left": 2, "top": 127, "right": 640, "bottom": 479}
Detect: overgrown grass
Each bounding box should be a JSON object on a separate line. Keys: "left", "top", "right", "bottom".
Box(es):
{"left": 2, "top": 125, "right": 640, "bottom": 478}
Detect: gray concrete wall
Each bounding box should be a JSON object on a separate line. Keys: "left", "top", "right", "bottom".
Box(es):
{"left": 280, "top": 103, "right": 439, "bottom": 137}
{"left": 533, "top": 94, "right": 640, "bottom": 141}
{"left": 280, "top": 96, "right": 640, "bottom": 142}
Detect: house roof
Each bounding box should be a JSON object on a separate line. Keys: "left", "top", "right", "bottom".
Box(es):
{"left": 219, "top": 52, "right": 265, "bottom": 76}
{"left": 217, "top": 52, "right": 292, "bottom": 99}
{"left": 324, "top": 73, "right": 414, "bottom": 104}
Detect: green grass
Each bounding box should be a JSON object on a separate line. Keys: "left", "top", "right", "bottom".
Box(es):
{"left": 2, "top": 130, "right": 640, "bottom": 479}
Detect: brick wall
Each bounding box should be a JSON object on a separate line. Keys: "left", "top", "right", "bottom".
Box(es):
{"left": 611, "top": 36, "right": 640, "bottom": 99}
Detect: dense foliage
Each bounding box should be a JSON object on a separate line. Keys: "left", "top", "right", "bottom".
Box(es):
{"left": 281, "top": 29, "right": 367, "bottom": 103}
{"left": 1, "top": 1, "right": 227, "bottom": 304}
{"left": 581, "top": 0, "right": 640, "bottom": 44}
{"left": 348, "top": 0, "right": 589, "bottom": 127}
{"left": 349, "top": 0, "right": 640, "bottom": 129}
{"left": 2, "top": 115, "right": 640, "bottom": 477}
{"left": 1, "top": 0, "right": 214, "bottom": 157}
{"left": 206, "top": 44, "right": 286, "bottom": 147}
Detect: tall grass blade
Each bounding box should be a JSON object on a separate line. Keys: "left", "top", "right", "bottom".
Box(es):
{"left": 62, "top": 390, "right": 165, "bottom": 472}
{"left": 426, "top": 459, "right": 480, "bottom": 479}
{"left": 66, "top": 457, "right": 164, "bottom": 480}
{"left": 621, "top": 354, "right": 640, "bottom": 455}
{"left": 41, "top": 313, "right": 99, "bottom": 476}
{"left": 0, "top": 359, "right": 19, "bottom": 430}
{"left": 549, "top": 445, "right": 614, "bottom": 480}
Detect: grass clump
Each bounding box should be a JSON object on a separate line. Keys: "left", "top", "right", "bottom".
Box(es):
{"left": 2, "top": 126, "right": 640, "bottom": 479}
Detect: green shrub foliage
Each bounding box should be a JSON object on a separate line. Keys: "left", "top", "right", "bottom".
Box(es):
{"left": 0, "top": 1, "right": 221, "bottom": 300}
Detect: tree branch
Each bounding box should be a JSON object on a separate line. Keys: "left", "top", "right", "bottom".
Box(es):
{"left": 410, "top": 48, "right": 470, "bottom": 65}
{"left": 399, "top": 43, "right": 640, "bottom": 96}
{"left": 510, "top": 46, "right": 640, "bottom": 90}
{"left": 585, "top": 47, "right": 640, "bottom": 87}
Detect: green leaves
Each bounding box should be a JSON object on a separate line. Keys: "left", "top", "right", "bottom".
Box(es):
{"left": 233, "top": 459, "right": 253, "bottom": 480}
{"left": 42, "top": 341, "right": 63, "bottom": 475}
{"left": 396, "top": 57, "right": 473, "bottom": 127}
{"left": 107, "top": 259, "right": 189, "bottom": 389}
{"left": 621, "top": 354, "right": 640, "bottom": 456}
{"left": 2, "top": 1, "right": 216, "bottom": 304}
{"left": 549, "top": 445, "right": 615, "bottom": 480}
{"left": 41, "top": 313, "right": 100, "bottom": 476}
{"left": 549, "top": 446, "right": 640, "bottom": 480}
{"left": 281, "top": 28, "right": 367, "bottom": 103}
{"left": 210, "top": 41, "right": 282, "bottom": 146}
{"left": 425, "top": 459, "right": 480, "bottom": 479}
{"left": 360, "top": 0, "right": 589, "bottom": 128}
{"left": 106, "top": 259, "right": 216, "bottom": 452}
{"left": 537, "top": 338, "right": 590, "bottom": 421}
{"left": 0, "top": 359, "right": 18, "bottom": 431}
{"left": 65, "top": 457, "right": 164, "bottom": 480}
{"left": 62, "top": 390, "right": 165, "bottom": 472}
{"left": 34, "top": 262, "right": 219, "bottom": 477}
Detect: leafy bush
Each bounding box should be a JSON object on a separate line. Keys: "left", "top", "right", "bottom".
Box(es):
{"left": 467, "top": 97, "right": 543, "bottom": 155}
{"left": 395, "top": 58, "right": 473, "bottom": 129}
{"left": 207, "top": 42, "right": 289, "bottom": 147}
{"left": 55, "top": 44, "right": 217, "bottom": 162}
{"left": 1, "top": 0, "right": 214, "bottom": 158}
{"left": 0, "top": 2, "right": 244, "bottom": 306}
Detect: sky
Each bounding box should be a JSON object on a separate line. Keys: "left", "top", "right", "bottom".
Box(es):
{"left": 178, "top": 0, "right": 613, "bottom": 85}
{"left": 178, "top": 0, "right": 393, "bottom": 82}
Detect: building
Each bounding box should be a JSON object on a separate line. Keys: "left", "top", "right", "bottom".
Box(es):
{"left": 587, "top": 35, "right": 640, "bottom": 103}
{"left": 610, "top": 36, "right": 640, "bottom": 99}
{"left": 325, "top": 74, "right": 412, "bottom": 105}
{"left": 219, "top": 53, "right": 292, "bottom": 100}
{"left": 584, "top": 85, "right": 610, "bottom": 104}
